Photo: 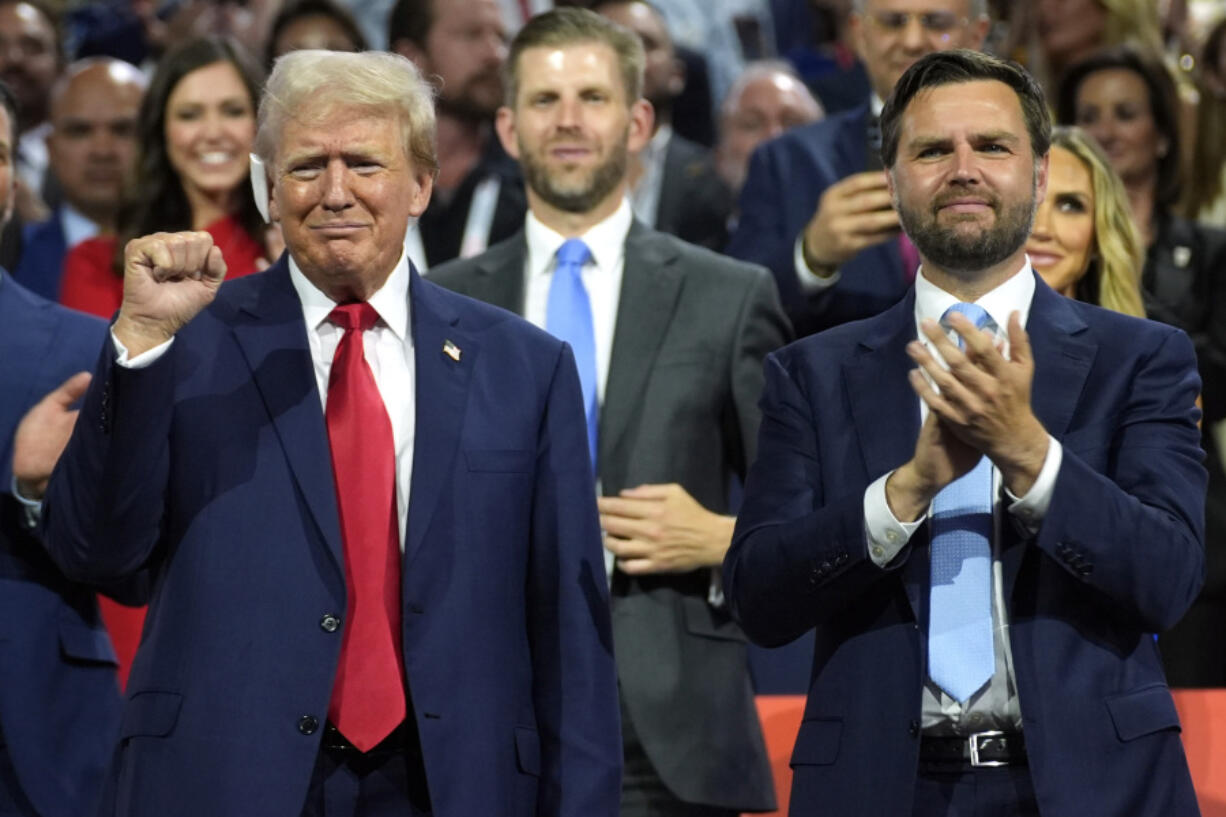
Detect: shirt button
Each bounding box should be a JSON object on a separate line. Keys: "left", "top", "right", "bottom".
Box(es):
{"left": 320, "top": 614, "right": 341, "bottom": 633}
{"left": 872, "top": 546, "right": 885, "bottom": 558}
{"left": 886, "top": 530, "right": 900, "bottom": 544}
{"left": 298, "top": 715, "right": 319, "bottom": 735}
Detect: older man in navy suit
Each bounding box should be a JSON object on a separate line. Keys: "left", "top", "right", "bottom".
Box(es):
{"left": 43, "top": 49, "right": 620, "bottom": 817}
{"left": 0, "top": 78, "right": 124, "bottom": 816}
{"left": 726, "top": 51, "right": 1204, "bottom": 816}
{"left": 726, "top": 0, "right": 988, "bottom": 337}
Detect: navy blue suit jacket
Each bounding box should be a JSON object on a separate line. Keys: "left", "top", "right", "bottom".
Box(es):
{"left": 725, "top": 104, "right": 909, "bottom": 337}
{"left": 43, "top": 259, "right": 621, "bottom": 817}
{"left": 0, "top": 273, "right": 121, "bottom": 817}
{"left": 13, "top": 212, "right": 69, "bottom": 302}
{"left": 725, "top": 278, "right": 1205, "bottom": 816}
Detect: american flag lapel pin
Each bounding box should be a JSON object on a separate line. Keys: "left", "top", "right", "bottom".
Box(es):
{"left": 443, "top": 339, "right": 461, "bottom": 362}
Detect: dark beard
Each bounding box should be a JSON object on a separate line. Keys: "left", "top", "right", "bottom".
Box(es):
{"left": 519, "top": 137, "right": 628, "bottom": 214}
{"left": 900, "top": 189, "right": 1035, "bottom": 277}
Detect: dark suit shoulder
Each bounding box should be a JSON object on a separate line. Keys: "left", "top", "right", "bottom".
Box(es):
{"left": 642, "top": 227, "right": 771, "bottom": 286}
{"left": 3, "top": 273, "right": 106, "bottom": 353}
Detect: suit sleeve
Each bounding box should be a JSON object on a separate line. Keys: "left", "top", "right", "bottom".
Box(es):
{"left": 42, "top": 343, "right": 174, "bottom": 585}
{"left": 723, "top": 353, "right": 913, "bottom": 647}
{"left": 725, "top": 142, "right": 803, "bottom": 292}
{"left": 526, "top": 342, "right": 621, "bottom": 817}
{"left": 1037, "top": 327, "right": 1206, "bottom": 632}
{"left": 726, "top": 266, "right": 792, "bottom": 474}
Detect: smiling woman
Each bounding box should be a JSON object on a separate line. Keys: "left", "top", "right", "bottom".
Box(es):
{"left": 1026, "top": 126, "right": 1145, "bottom": 317}
{"left": 57, "top": 37, "right": 270, "bottom": 320}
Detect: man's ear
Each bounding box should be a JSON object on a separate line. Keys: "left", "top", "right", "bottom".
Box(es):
{"left": 391, "top": 37, "right": 427, "bottom": 69}
{"left": 495, "top": 106, "right": 519, "bottom": 160}
{"left": 627, "top": 99, "right": 654, "bottom": 153}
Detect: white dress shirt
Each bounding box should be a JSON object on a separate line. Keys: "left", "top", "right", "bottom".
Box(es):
{"left": 630, "top": 125, "right": 671, "bottom": 230}
{"left": 862, "top": 262, "right": 1064, "bottom": 733}
{"left": 60, "top": 203, "right": 101, "bottom": 250}
{"left": 114, "top": 249, "right": 418, "bottom": 550}
{"left": 522, "top": 197, "right": 632, "bottom": 404}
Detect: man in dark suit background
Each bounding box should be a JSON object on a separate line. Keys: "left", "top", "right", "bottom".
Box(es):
{"left": 431, "top": 9, "right": 787, "bottom": 816}
{"left": 388, "top": 0, "right": 527, "bottom": 269}
{"left": 594, "top": 0, "right": 733, "bottom": 251}
{"left": 0, "top": 79, "right": 124, "bottom": 817}
{"left": 42, "top": 49, "right": 620, "bottom": 817}
{"left": 726, "top": 0, "right": 987, "bottom": 337}
{"left": 725, "top": 50, "right": 1204, "bottom": 816}
{"left": 12, "top": 58, "right": 144, "bottom": 300}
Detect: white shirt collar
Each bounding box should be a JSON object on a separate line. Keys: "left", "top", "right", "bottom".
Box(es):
{"left": 59, "top": 203, "right": 101, "bottom": 249}
{"left": 914, "top": 259, "right": 1037, "bottom": 337}
{"left": 525, "top": 196, "right": 634, "bottom": 279}
{"left": 287, "top": 246, "right": 412, "bottom": 342}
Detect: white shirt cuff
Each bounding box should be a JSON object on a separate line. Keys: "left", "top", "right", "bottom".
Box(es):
{"left": 1004, "top": 435, "right": 1062, "bottom": 531}
{"left": 794, "top": 235, "right": 841, "bottom": 292}
{"left": 11, "top": 473, "right": 42, "bottom": 527}
{"left": 112, "top": 330, "right": 174, "bottom": 368}
{"left": 864, "top": 471, "right": 924, "bottom": 566}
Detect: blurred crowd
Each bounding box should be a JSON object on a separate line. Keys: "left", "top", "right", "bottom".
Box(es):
{"left": 5, "top": 0, "right": 1226, "bottom": 704}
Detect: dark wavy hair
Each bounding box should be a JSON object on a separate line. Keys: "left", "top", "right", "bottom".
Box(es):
{"left": 1056, "top": 44, "right": 1181, "bottom": 217}
{"left": 112, "top": 36, "right": 266, "bottom": 274}
{"left": 880, "top": 49, "right": 1051, "bottom": 169}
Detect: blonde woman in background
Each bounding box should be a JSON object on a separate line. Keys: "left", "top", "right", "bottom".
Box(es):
{"left": 1025, "top": 125, "right": 1146, "bottom": 317}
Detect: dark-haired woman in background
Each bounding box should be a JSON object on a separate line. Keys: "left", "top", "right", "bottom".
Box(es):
{"left": 59, "top": 36, "right": 269, "bottom": 320}
{"left": 264, "top": 0, "right": 367, "bottom": 69}
{"left": 1060, "top": 47, "right": 1226, "bottom": 687}
{"left": 56, "top": 37, "right": 269, "bottom": 686}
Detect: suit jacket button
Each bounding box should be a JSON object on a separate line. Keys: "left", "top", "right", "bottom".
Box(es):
{"left": 298, "top": 715, "right": 319, "bottom": 735}
{"left": 820, "top": 561, "right": 832, "bottom": 572}
{"left": 320, "top": 614, "right": 341, "bottom": 633}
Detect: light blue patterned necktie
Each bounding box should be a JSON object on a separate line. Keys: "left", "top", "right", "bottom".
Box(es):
{"left": 546, "top": 238, "right": 599, "bottom": 472}
{"left": 927, "top": 301, "right": 995, "bottom": 703}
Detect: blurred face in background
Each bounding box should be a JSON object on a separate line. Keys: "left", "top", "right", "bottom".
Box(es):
{"left": 47, "top": 61, "right": 145, "bottom": 226}
{"left": 0, "top": 1, "right": 58, "bottom": 127}
{"left": 1036, "top": 0, "right": 1107, "bottom": 68}
{"left": 164, "top": 59, "right": 255, "bottom": 219}
{"left": 415, "top": 0, "right": 507, "bottom": 121}
{"left": 1072, "top": 67, "right": 1164, "bottom": 187}
{"left": 271, "top": 13, "right": 362, "bottom": 59}
{"left": 850, "top": 0, "right": 988, "bottom": 101}
{"left": 596, "top": 2, "right": 683, "bottom": 115}
{"left": 716, "top": 68, "right": 823, "bottom": 192}
{"left": 1026, "top": 144, "right": 1095, "bottom": 296}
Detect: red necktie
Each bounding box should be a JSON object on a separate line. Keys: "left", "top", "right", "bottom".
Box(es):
{"left": 324, "top": 302, "right": 406, "bottom": 752}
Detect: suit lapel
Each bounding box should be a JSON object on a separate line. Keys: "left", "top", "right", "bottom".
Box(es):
{"left": 0, "top": 277, "right": 57, "bottom": 474}
{"left": 229, "top": 261, "right": 345, "bottom": 580}
{"left": 405, "top": 268, "right": 476, "bottom": 566}
{"left": 464, "top": 233, "right": 527, "bottom": 313}
{"left": 842, "top": 293, "right": 925, "bottom": 616}
{"left": 1025, "top": 277, "right": 1094, "bottom": 440}
{"left": 1004, "top": 277, "right": 1095, "bottom": 600}
{"left": 843, "top": 293, "right": 921, "bottom": 482}
{"left": 599, "top": 223, "right": 684, "bottom": 476}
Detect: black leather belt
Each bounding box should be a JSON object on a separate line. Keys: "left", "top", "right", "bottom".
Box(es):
{"left": 919, "top": 731, "right": 1027, "bottom": 768}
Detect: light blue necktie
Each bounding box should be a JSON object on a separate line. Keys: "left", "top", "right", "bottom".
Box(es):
{"left": 927, "top": 301, "right": 995, "bottom": 703}
{"left": 546, "top": 238, "right": 599, "bottom": 472}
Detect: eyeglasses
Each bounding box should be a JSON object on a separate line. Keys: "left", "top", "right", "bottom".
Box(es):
{"left": 866, "top": 11, "right": 969, "bottom": 36}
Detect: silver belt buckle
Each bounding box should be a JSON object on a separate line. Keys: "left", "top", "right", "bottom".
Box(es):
{"left": 969, "top": 730, "right": 1008, "bottom": 767}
